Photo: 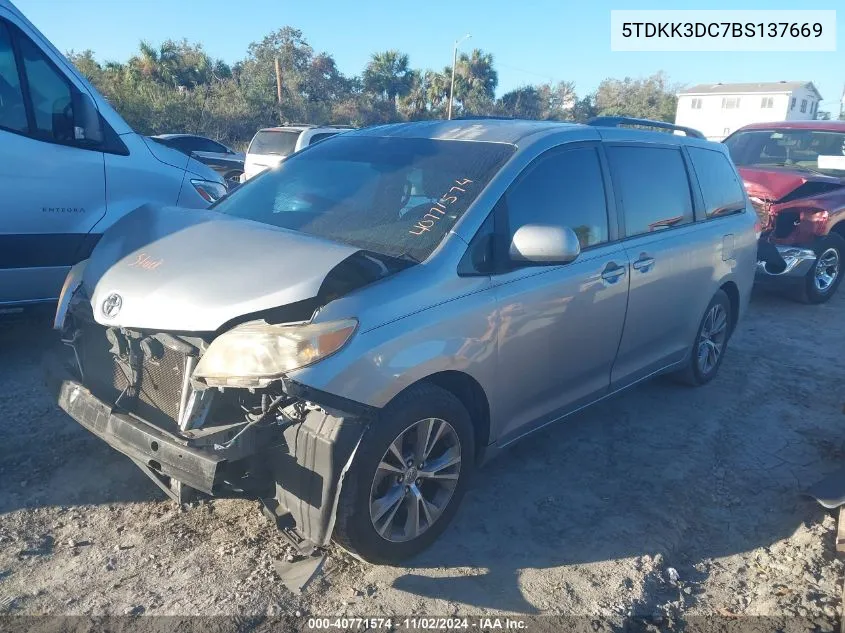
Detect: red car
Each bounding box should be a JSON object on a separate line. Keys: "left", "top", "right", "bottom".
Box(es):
{"left": 724, "top": 120, "right": 845, "bottom": 303}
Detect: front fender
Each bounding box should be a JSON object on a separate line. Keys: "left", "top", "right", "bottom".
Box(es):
{"left": 289, "top": 286, "right": 498, "bottom": 414}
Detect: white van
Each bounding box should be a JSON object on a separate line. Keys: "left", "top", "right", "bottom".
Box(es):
{"left": 0, "top": 0, "right": 226, "bottom": 312}
{"left": 241, "top": 125, "right": 353, "bottom": 182}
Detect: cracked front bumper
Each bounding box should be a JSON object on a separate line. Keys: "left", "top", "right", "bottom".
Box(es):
{"left": 48, "top": 366, "right": 227, "bottom": 495}
{"left": 757, "top": 243, "right": 817, "bottom": 279}
{"left": 47, "top": 351, "right": 372, "bottom": 548}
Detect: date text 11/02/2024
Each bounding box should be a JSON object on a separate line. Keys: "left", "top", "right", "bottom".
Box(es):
{"left": 307, "top": 617, "right": 528, "bottom": 630}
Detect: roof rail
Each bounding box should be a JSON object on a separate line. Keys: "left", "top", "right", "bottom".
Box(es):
{"left": 586, "top": 116, "right": 705, "bottom": 139}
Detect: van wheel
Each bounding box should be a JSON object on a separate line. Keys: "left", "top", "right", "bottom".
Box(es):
{"left": 674, "top": 289, "right": 732, "bottom": 387}
{"left": 800, "top": 234, "right": 844, "bottom": 304}
{"left": 333, "top": 384, "right": 474, "bottom": 564}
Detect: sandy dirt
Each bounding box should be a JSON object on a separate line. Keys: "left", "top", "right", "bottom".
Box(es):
{"left": 0, "top": 287, "right": 843, "bottom": 627}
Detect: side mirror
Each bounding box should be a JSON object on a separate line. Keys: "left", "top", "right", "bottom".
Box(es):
{"left": 71, "top": 91, "right": 103, "bottom": 145}
{"left": 509, "top": 224, "right": 581, "bottom": 264}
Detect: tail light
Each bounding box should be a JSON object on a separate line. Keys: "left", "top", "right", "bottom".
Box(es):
{"left": 753, "top": 220, "right": 762, "bottom": 240}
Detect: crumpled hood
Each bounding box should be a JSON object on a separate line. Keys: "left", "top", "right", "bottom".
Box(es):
{"left": 739, "top": 166, "right": 843, "bottom": 201}
{"left": 82, "top": 205, "right": 360, "bottom": 332}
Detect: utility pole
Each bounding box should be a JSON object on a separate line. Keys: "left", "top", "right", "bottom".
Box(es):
{"left": 447, "top": 34, "right": 471, "bottom": 120}
{"left": 274, "top": 56, "right": 283, "bottom": 105}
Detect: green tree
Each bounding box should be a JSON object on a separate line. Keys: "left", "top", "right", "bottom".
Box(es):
{"left": 362, "top": 50, "right": 413, "bottom": 109}
{"left": 594, "top": 72, "right": 678, "bottom": 122}
{"left": 398, "top": 70, "right": 430, "bottom": 120}
{"left": 571, "top": 94, "right": 598, "bottom": 122}
{"left": 536, "top": 81, "right": 577, "bottom": 120}
{"left": 454, "top": 49, "right": 497, "bottom": 115}
{"left": 425, "top": 70, "right": 451, "bottom": 117}
{"left": 67, "top": 26, "right": 679, "bottom": 149}
{"left": 497, "top": 86, "right": 542, "bottom": 119}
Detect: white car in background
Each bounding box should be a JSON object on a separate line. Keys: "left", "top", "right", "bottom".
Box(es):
{"left": 241, "top": 125, "right": 353, "bottom": 182}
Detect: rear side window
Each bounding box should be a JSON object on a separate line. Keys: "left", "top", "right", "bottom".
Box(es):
{"left": 687, "top": 147, "right": 746, "bottom": 218}
{"left": 0, "top": 21, "right": 27, "bottom": 133}
{"left": 249, "top": 130, "right": 301, "bottom": 156}
{"left": 606, "top": 146, "right": 693, "bottom": 237}
{"left": 168, "top": 136, "right": 228, "bottom": 154}
{"left": 192, "top": 137, "right": 228, "bottom": 153}
{"left": 309, "top": 132, "right": 338, "bottom": 145}
{"left": 506, "top": 146, "right": 609, "bottom": 249}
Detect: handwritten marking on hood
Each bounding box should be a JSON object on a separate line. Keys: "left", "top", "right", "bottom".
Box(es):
{"left": 129, "top": 253, "right": 164, "bottom": 270}
{"left": 128, "top": 253, "right": 163, "bottom": 270}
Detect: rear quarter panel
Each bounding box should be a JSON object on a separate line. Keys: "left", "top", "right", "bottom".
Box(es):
{"left": 693, "top": 208, "right": 757, "bottom": 330}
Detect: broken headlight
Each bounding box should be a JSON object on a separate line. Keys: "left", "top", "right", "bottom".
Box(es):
{"left": 193, "top": 318, "right": 357, "bottom": 388}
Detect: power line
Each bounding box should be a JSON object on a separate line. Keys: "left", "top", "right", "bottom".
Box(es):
{"left": 495, "top": 62, "right": 562, "bottom": 84}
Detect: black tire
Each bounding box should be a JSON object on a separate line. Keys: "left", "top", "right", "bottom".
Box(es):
{"left": 224, "top": 170, "right": 243, "bottom": 188}
{"left": 674, "top": 289, "right": 733, "bottom": 387}
{"left": 333, "top": 383, "right": 475, "bottom": 564}
{"left": 799, "top": 233, "right": 844, "bottom": 304}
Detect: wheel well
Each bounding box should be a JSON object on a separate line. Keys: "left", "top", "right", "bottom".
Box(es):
{"left": 421, "top": 371, "right": 490, "bottom": 462}
{"left": 720, "top": 281, "right": 740, "bottom": 334}
{"left": 831, "top": 221, "right": 845, "bottom": 240}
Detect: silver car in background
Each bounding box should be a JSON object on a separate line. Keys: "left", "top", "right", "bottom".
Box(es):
{"left": 49, "top": 117, "right": 757, "bottom": 563}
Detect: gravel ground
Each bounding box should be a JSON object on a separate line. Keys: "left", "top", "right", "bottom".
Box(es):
{"left": 0, "top": 287, "right": 843, "bottom": 627}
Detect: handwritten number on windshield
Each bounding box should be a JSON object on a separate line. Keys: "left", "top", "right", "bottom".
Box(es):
{"left": 409, "top": 179, "right": 474, "bottom": 236}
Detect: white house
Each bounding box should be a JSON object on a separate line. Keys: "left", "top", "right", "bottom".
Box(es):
{"left": 675, "top": 81, "right": 822, "bottom": 141}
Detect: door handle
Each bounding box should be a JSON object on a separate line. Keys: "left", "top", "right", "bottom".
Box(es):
{"left": 600, "top": 263, "right": 626, "bottom": 284}
{"left": 632, "top": 255, "right": 655, "bottom": 272}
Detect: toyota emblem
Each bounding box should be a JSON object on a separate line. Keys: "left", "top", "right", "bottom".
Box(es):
{"left": 101, "top": 293, "right": 123, "bottom": 319}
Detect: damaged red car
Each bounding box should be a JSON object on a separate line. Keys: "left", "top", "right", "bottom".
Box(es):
{"left": 724, "top": 121, "right": 845, "bottom": 303}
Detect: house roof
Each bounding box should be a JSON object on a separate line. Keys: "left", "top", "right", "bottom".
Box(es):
{"left": 679, "top": 81, "right": 821, "bottom": 99}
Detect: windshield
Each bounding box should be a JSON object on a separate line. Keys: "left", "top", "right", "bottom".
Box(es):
{"left": 213, "top": 135, "right": 515, "bottom": 262}
{"left": 725, "top": 128, "right": 845, "bottom": 175}
{"left": 248, "top": 130, "right": 302, "bottom": 156}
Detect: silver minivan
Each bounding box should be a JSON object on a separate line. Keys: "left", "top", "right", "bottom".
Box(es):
{"left": 50, "top": 118, "right": 757, "bottom": 563}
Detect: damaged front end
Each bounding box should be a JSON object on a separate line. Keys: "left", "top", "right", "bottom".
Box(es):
{"left": 747, "top": 177, "right": 841, "bottom": 280}
{"left": 48, "top": 292, "right": 375, "bottom": 555}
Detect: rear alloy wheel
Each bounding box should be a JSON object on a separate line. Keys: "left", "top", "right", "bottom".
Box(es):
{"left": 801, "top": 234, "right": 844, "bottom": 304}
{"left": 333, "top": 384, "right": 474, "bottom": 564}
{"left": 674, "top": 289, "right": 733, "bottom": 386}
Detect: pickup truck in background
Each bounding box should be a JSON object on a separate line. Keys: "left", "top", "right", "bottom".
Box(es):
{"left": 725, "top": 120, "right": 845, "bottom": 303}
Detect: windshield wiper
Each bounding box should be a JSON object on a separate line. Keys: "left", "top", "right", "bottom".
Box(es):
{"left": 791, "top": 165, "right": 830, "bottom": 177}
{"left": 757, "top": 162, "right": 829, "bottom": 176}
{"left": 389, "top": 252, "right": 420, "bottom": 264}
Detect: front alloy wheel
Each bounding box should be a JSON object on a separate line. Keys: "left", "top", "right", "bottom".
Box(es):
{"left": 369, "top": 418, "right": 461, "bottom": 542}
{"left": 333, "top": 383, "right": 474, "bottom": 564}
{"left": 813, "top": 247, "right": 839, "bottom": 294}
{"left": 802, "top": 234, "right": 845, "bottom": 304}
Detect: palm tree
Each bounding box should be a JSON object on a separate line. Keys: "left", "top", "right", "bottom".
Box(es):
{"left": 426, "top": 70, "right": 451, "bottom": 114}
{"left": 362, "top": 50, "right": 413, "bottom": 107}
{"left": 132, "top": 41, "right": 160, "bottom": 80}
{"left": 399, "top": 70, "right": 429, "bottom": 120}
{"left": 457, "top": 49, "right": 497, "bottom": 100}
